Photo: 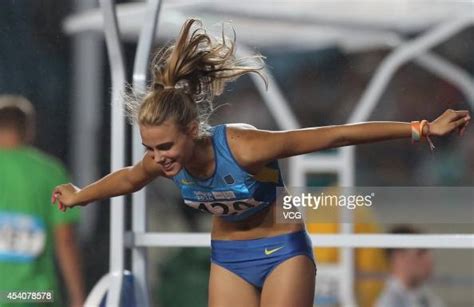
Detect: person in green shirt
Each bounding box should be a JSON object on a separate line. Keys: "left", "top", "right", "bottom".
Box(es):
{"left": 0, "top": 95, "right": 85, "bottom": 307}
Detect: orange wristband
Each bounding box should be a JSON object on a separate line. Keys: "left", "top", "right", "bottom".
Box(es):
{"left": 411, "top": 121, "right": 421, "bottom": 144}
{"left": 420, "top": 119, "right": 435, "bottom": 151}
{"left": 420, "top": 120, "right": 429, "bottom": 137}
{"left": 412, "top": 119, "right": 435, "bottom": 151}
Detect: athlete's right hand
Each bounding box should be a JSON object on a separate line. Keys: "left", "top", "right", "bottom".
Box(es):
{"left": 51, "top": 183, "right": 85, "bottom": 212}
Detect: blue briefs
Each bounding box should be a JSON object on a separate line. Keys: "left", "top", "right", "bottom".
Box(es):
{"left": 211, "top": 230, "right": 315, "bottom": 288}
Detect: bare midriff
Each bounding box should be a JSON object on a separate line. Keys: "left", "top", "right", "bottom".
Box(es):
{"left": 211, "top": 201, "right": 305, "bottom": 240}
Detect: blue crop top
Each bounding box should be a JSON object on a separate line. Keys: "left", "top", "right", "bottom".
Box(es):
{"left": 172, "top": 125, "right": 284, "bottom": 222}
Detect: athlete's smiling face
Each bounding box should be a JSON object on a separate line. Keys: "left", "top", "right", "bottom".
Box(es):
{"left": 140, "top": 119, "right": 197, "bottom": 177}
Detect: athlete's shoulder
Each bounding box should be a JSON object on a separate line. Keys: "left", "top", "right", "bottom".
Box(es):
{"left": 223, "top": 124, "right": 271, "bottom": 171}
{"left": 224, "top": 123, "right": 258, "bottom": 142}
{"left": 225, "top": 123, "right": 257, "bottom": 131}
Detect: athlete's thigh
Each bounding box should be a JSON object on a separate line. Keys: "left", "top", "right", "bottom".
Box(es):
{"left": 208, "top": 263, "right": 260, "bottom": 307}
{"left": 260, "top": 255, "right": 316, "bottom": 307}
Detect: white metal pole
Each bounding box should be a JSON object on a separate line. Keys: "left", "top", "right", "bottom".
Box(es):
{"left": 99, "top": 0, "right": 127, "bottom": 306}
{"left": 131, "top": 1, "right": 162, "bottom": 307}
{"left": 130, "top": 233, "right": 474, "bottom": 249}
{"left": 71, "top": 0, "right": 103, "bottom": 242}
{"left": 340, "top": 145, "right": 356, "bottom": 307}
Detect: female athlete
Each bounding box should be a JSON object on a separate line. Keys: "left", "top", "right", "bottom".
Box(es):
{"left": 52, "top": 19, "right": 470, "bottom": 307}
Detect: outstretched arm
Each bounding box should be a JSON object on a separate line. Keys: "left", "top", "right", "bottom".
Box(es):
{"left": 52, "top": 153, "right": 162, "bottom": 210}
{"left": 228, "top": 109, "right": 470, "bottom": 168}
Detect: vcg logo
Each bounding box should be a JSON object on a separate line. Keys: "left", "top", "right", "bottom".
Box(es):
{"left": 282, "top": 210, "right": 302, "bottom": 220}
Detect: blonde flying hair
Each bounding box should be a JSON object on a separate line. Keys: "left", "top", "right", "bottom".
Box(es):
{"left": 126, "top": 18, "right": 267, "bottom": 137}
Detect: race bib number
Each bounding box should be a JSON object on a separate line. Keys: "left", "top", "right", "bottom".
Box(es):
{"left": 181, "top": 183, "right": 265, "bottom": 216}
{"left": 0, "top": 212, "right": 46, "bottom": 262}
{"left": 184, "top": 198, "right": 263, "bottom": 216}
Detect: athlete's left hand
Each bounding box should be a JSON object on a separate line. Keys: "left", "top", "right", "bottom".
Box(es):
{"left": 428, "top": 109, "right": 470, "bottom": 137}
